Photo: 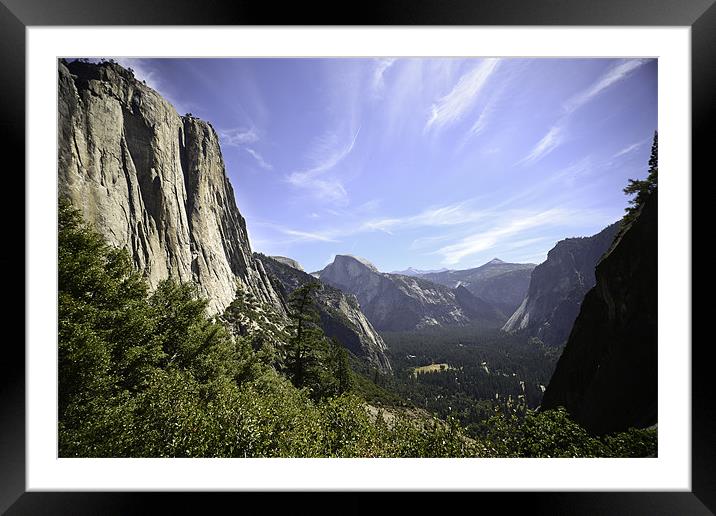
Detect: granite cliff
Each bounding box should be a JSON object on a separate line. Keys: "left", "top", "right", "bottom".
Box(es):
{"left": 502, "top": 223, "right": 620, "bottom": 348}
{"left": 58, "top": 60, "right": 283, "bottom": 314}
{"left": 418, "top": 258, "right": 536, "bottom": 315}
{"left": 258, "top": 254, "right": 392, "bottom": 374}
{"left": 541, "top": 192, "right": 657, "bottom": 435}
{"left": 317, "top": 255, "right": 505, "bottom": 332}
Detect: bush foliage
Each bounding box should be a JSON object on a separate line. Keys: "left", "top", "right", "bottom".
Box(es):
{"left": 58, "top": 199, "right": 656, "bottom": 458}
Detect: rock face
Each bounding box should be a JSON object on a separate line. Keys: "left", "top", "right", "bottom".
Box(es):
{"left": 419, "top": 258, "right": 536, "bottom": 315}
{"left": 317, "top": 255, "right": 505, "bottom": 332}
{"left": 258, "top": 254, "right": 392, "bottom": 374}
{"left": 57, "top": 60, "right": 284, "bottom": 314}
{"left": 541, "top": 193, "right": 657, "bottom": 435}
{"left": 502, "top": 223, "right": 620, "bottom": 348}
{"left": 270, "top": 256, "right": 304, "bottom": 272}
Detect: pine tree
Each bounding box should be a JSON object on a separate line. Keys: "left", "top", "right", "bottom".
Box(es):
{"left": 285, "top": 282, "right": 327, "bottom": 395}
{"left": 223, "top": 287, "right": 259, "bottom": 337}
{"left": 623, "top": 130, "right": 658, "bottom": 218}
{"left": 329, "top": 337, "right": 354, "bottom": 395}
{"left": 222, "top": 285, "right": 286, "bottom": 370}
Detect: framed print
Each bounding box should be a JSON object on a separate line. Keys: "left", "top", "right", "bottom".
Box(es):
{"left": 3, "top": 0, "right": 711, "bottom": 513}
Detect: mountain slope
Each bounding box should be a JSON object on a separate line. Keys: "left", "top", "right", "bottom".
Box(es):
{"left": 57, "top": 59, "right": 283, "bottom": 314}
{"left": 317, "top": 255, "right": 505, "bottom": 332}
{"left": 502, "top": 223, "right": 620, "bottom": 348}
{"left": 541, "top": 192, "right": 657, "bottom": 435}
{"left": 419, "top": 258, "right": 536, "bottom": 314}
{"left": 258, "top": 254, "right": 392, "bottom": 374}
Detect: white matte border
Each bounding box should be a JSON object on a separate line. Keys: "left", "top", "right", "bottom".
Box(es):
{"left": 27, "top": 26, "right": 691, "bottom": 491}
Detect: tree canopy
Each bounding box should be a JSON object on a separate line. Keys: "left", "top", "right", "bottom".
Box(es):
{"left": 624, "top": 130, "right": 658, "bottom": 219}
{"left": 58, "top": 199, "right": 656, "bottom": 458}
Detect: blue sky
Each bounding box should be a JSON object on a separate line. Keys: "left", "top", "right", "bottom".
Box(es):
{"left": 113, "top": 57, "right": 657, "bottom": 273}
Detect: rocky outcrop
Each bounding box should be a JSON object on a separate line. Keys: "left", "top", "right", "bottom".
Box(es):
{"left": 419, "top": 258, "right": 535, "bottom": 315}
{"left": 270, "top": 256, "right": 304, "bottom": 272}
{"left": 541, "top": 193, "right": 657, "bottom": 435}
{"left": 453, "top": 284, "right": 506, "bottom": 321}
{"left": 58, "top": 60, "right": 284, "bottom": 314}
{"left": 317, "top": 255, "right": 505, "bottom": 332}
{"left": 502, "top": 223, "right": 620, "bottom": 348}
{"left": 258, "top": 254, "right": 392, "bottom": 374}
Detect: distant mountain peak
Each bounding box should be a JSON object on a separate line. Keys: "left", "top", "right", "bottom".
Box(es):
{"left": 486, "top": 258, "right": 505, "bottom": 265}
{"left": 270, "top": 256, "right": 304, "bottom": 272}
{"left": 334, "top": 254, "right": 379, "bottom": 272}
{"left": 320, "top": 255, "right": 505, "bottom": 332}
{"left": 390, "top": 266, "right": 450, "bottom": 276}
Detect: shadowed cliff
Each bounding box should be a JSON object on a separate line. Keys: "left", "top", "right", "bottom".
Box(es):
{"left": 541, "top": 192, "right": 657, "bottom": 435}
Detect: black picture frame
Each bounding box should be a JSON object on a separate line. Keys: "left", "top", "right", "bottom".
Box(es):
{"left": 2, "top": 1, "right": 709, "bottom": 513}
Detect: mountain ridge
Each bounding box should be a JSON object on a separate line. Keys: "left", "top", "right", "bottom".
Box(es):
{"left": 541, "top": 193, "right": 657, "bottom": 435}
{"left": 317, "top": 254, "right": 506, "bottom": 331}
{"left": 417, "top": 259, "right": 536, "bottom": 315}
{"left": 502, "top": 222, "right": 621, "bottom": 348}
{"left": 257, "top": 253, "right": 392, "bottom": 374}
{"left": 390, "top": 266, "right": 449, "bottom": 276}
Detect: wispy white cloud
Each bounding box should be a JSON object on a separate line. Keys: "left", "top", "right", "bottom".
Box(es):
{"left": 307, "top": 179, "right": 349, "bottom": 204}
{"left": 516, "top": 59, "right": 650, "bottom": 167}
{"left": 287, "top": 128, "right": 360, "bottom": 205}
{"left": 468, "top": 102, "right": 493, "bottom": 138}
{"left": 254, "top": 222, "right": 340, "bottom": 243}
{"left": 219, "top": 128, "right": 275, "bottom": 173}
{"left": 218, "top": 127, "right": 260, "bottom": 146}
{"left": 254, "top": 194, "right": 609, "bottom": 270}
{"left": 379, "top": 59, "right": 424, "bottom": 140}
{"left": 517, "top": 125, "right": 563, "bottom": 166}
{"left": 458, "top": 96, "right": 498, "bottom": 150}
{"left": 501, "top": 236, "right": 550, "bottom": 252}
{"left": 279, "top": 228, "right": 339, "bottom": 243}
{"left": 564, "top": 59, "right": 649, "bottom": 114}
{"left": 301, "top": 128, "right": 360, "bottom": 178}
{"left": 435, "top": 209, "right": 569, "bottom": 265}
{"left": 257, "top": 199, "right": 490, "bottom": 246}
{"left": 410, "top": 233, "right": 459, "bottom": 251}
{"left": 355, "top": 199, "right": 382, "bottom": 214}
{"left": 613, "top": 138, "right": 648, "bottom": 158}
{"left": 245, "top": 148, "right": 273, "bottom": 170}
{"left": 548, "top": 156, "right": 594, "bottom": 185}
{"left": 360, "top": 201, "right": 489, "bottom": 234}
{"left": 425, "top": 59, "right": 500, "bottom": 132}
{"left": 372, "top": 58, "right": 396, "bottom": 95}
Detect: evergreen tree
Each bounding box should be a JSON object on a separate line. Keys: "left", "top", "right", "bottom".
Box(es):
{"left": 57, "top": 199, "right": 655, "bottom": 458}
{"left": 59, "top": 199, "right": 244, "bottom": 456}
{"left": 222, "top": 285, "right": 288, "bottom": 371}
{"left": 58, "top": 198, "right": 156, "bottom": 414}
{"left": 223, "top": 287, "right": 261, "bottom": 337}
{"left": 285, "top": 282, "right": 327, "bottom": 396}
{"left": 328, "top": 337, "right": 354, "bottom": 395}
{"left": 623, "top": 130, "right": 658, "bottom": 218}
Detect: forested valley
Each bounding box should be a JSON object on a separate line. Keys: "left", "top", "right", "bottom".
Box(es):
{"left": 57, "top": 59, "right": 659, "bottom": 459}
{"left": 59, "top": 200, "right": 656, "bottom": 458}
